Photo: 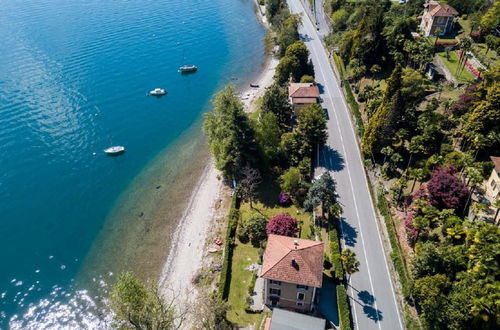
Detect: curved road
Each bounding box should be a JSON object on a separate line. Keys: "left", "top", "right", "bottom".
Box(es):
{"left": 286, "top": 1, "right": 404, "bottom": 329}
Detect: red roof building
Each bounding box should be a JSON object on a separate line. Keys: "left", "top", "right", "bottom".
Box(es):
{"left": 288, "top": 83, "right": 320, "bottom": 113}
{"left": 419, "top": 1, "right": 458, "bottom": 37}
{"left": 260, "top": 234, "right": 324, "bottom": 311}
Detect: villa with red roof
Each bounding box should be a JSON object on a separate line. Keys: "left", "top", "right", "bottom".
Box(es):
{"left": 419, "top": 1, "right": 458, "bottom": 37}
{"left": 260, "top": 234, "right": 324, "bottom": 311}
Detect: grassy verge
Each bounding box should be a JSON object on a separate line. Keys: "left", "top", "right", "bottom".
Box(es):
{"left": 376, "top": 187, "right": 410, "bottom": 297}
{"left": 344, "top": 82, "right": 364, "bottom": 135}
{"left": 377, "top": 188, "right": 422, "bottom": 329}
{"left": 332, "top": 52, "right": 364, "bottom": 135}
{"left": 437, "top": 51, "right": 476, "bottom": 84}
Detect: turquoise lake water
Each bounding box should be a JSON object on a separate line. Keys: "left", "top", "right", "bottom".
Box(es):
{"left": 0, "top": 0, "right": 265, "bottom": 327}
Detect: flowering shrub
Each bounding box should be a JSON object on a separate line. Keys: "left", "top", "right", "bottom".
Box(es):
{"left": 457, "top": 51, "right": 481, "bottom": 78}
{"left": 278, "top": 192, "right": 291, "bottom": 206}
{"left": 266, "top": 213, "right": 298, "bottom": 237}
{"left": 404, "top": 211, "right": 418, "bottom": 246}
{"left": 406, "top": 184, "right": 428, "bottom": 207}
{"left": 447, "top": 83, "right": 479, "bottom": 116}
{"left": 427, "top": 166, "right": 468, "bottom": 211}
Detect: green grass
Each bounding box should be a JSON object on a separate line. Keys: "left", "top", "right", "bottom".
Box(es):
{"left": 474, "top": 43, "right": 500, "bottom": 68}
{"left": 437, "top": 51, "right": 476, "bottom": 84}
{"left": 456, "top": 18, "right": 471, "bottom": 37}
{"left": 239, "top": 174, "right": 312, "bottom": 238}
{"left": 226, "top": 239, "right": 263, "bottom": 327}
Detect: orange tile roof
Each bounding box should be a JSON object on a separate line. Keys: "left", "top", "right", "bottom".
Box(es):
{"left": 426, "top": 1, "right": 458, "bottom": 17}
{"left": 490, "top": 156, "right": 500, "bottom": 172}
{"left": 288, "top": 83, "right": 320, "bottom": 98}
{"left": 261, "top": 234, "right": 324, "bottom": 288}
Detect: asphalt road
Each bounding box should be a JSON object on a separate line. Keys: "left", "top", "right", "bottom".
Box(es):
{"left": 286, "top": 1, "right": 404, "bottom": 329}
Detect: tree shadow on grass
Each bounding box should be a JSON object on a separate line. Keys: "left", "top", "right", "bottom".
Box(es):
{"left": 254, "top": 171, "right": 281, "bottom": 208}
{"left": 339, "top": 217, "right": 357, "bottom": 247}
{"left": 320, "top": 145, "right": 345, "bottom": 172}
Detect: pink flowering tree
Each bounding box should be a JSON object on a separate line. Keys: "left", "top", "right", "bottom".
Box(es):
{"left": 266, "top": 213, "right": 298, "bottom": 237}
{"left": 427, "top": 166, "right": 468, "bottom": 211}
{"left": 404, "top": 211, "right": 418, "bottom": 246}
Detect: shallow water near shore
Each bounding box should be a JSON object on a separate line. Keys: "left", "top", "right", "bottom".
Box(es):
{"left": 0, "top": 0, "right": 265, "bottom": 327}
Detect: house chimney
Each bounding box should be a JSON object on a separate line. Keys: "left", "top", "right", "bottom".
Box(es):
{"left": 291, "top": 258, "right": 299, "bottom": 270}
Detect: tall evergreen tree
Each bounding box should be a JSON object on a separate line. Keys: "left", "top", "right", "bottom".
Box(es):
{"left": 362, "top": 65, "right": 403, "bottom": 155}
{"left": 203, "top": 85, "right": 257, "bottom": 179}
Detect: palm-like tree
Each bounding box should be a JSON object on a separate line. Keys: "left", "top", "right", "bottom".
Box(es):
{"left": 340, "top": 249, "right": 360, "bottom": 281}
{"left": 493, "top": 199, "right": 500, "bottom": 225}
{"left": 457, "top": 37, "right": 473, "bottom": 76}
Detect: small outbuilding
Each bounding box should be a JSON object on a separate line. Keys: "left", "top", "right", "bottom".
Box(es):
{"left": 288, "top": 82, "right": 320, "bottom": 114}
{"left": 264, "top": 308, "right": 326, "bottom": 330}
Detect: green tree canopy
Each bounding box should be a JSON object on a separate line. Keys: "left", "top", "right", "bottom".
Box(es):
{"left": 255, "top": 111, "right": 281, "bottom": 164}
{"left": 296, "top": 103, "right": 328, "bottom": 156}
{"left": 304, "top": 172, "right": 337, "bottom": 213}
{"left": 110, "top": 272, "right": 185, "bottom": 329}
{"left": 203, "top": 85, "right": 257, "bottom": 179}
{"left": 260, "top": 83, "right": 292, "bottom": 130}
{"left": 362, "top": 64, "right": 404, "bottom": 155}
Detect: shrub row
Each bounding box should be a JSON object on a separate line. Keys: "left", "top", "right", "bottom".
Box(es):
{"left": 329, "top": 225, "right": 344, "bottom": 280}
{"left": 333, "top": 52, "right": 344, "bottom": 79}
{"left": 344, "top": 82, "right": 364, "bottom": 136}
{"left": 218, "top": 194, "right": 241, "bottom": 300}
{"left": 332, "top": 52, "right": 364, "bottom": 136}
{"left": 377, "top": 187, "right": 411, "bottom": 298}
{"left": 337, "top": 284, "right": 352, "bottom": 330}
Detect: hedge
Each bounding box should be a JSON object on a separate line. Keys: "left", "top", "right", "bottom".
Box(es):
{"left": 332, "top": 52, "right": 364, "bottom": 136}
{"left": 329, "top": 226, "right": 344, "bottom": 280}
{"left": 377, "top": 187, "right": 411, "bottom": 298}
{"left": 337, "top": 284, "right": 352, "bottom": 330}
{"left": 344, "top": 82, "right": 364, "bottom": 136}
{"left": 218, "top": 194, "right": 240, "bottom": 300}
{"left": 333, "top": 52, "right": 345, "bottom": 79}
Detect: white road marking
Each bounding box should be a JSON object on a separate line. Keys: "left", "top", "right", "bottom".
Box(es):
{"left": 289, "top": 0, "right": 404, "bottom": 329}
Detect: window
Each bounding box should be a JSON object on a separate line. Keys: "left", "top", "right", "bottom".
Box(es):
{"left": 296, "top": 302, "right": 304, "bottom": 306}
{"left": 269, "top": 288, "right": 281, "bottom": 296}
{"left": 437, "top": 16, "right": 444, "bottom": 24}
{"left": 297, "top": 292, "right": 305, "bottom": 301}
{"left": 296, "top": 285, "right": 309, "bottom": 290}
{"left": 270, "top": 280, "right": 282, "bottom": 286}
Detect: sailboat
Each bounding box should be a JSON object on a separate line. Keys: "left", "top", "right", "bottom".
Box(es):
{"left": 178, "top": 49, "right": 197, "bottom": 74}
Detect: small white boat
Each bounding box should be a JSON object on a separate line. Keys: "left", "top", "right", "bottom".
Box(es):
{"left": 179, "top": 65, "right": 197, "bottom": 73}
{"left": 150, "top": 88, "right": 167, "bottom": 96}
{"left": 104, "top": 146, "right": 125, "bottom": 155}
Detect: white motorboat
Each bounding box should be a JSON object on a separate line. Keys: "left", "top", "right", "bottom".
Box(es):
{"left": 179, "top": 65, "right": 197, "bottom": 73}
{"left": 150, "top": 88, "right": 167, "bottom": 96}
{"left": 104, "top": 146, "right": 125, "bottom": 155}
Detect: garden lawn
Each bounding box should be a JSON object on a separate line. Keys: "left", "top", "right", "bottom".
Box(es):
{"left": 438, "top": 51, "right": 476, "bottom": 84}
{"left": 240, "top": 173, "right": 313, "bottom": 238}
{"left": 226, "top": 238, "right": 264, "bottom": 327}
{"left": 474, "top": 43, "right": 500, "bottom": 68}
